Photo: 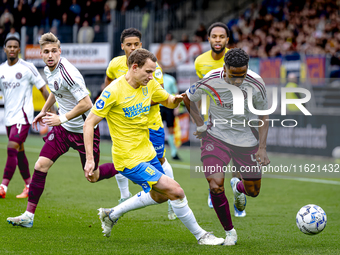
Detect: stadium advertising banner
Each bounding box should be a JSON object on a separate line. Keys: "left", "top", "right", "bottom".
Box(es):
{"left": 267, "top": 114, "right": 339, "bottom": 157}
{"left": 25, "top": 43, "right": 111, "bottom": 70}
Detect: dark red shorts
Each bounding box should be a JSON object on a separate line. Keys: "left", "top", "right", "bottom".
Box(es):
{"left": 39, "top": 125, "right": 100, "bottom": 170}
{"left": 6, "top": 124, "right": 31, "bottom": 145}
{"left": 201, "top": 133, "right": 261, "bottom": 180}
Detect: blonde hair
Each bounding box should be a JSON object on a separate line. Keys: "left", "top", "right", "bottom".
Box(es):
{"left": 39, "top": 32, "right": 60, "bottom": 48}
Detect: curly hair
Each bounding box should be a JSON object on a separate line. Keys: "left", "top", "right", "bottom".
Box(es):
{"left": 224, "top": 48, "right": 249, "bottom": 68}
{"left": 120, "top": 28, "right": 142, "bottom": 43}
{"left": 207, "top": 22, "right": 230, "bottom": 38}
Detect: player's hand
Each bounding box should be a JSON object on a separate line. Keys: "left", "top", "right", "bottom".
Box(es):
{"left": 84, "top": 160, "right": 95, "bottom": 182}
{"left": 32, "top": 111, "right": 47, "bottom": 131}
{"left": 173, "top": 94, "right": 183, "bottom": 106}
{"left": 255, "top": 148, "right": 270, "bottom": 166}
{"left": 193, "top": 130, "right": 207, "bottom": 139}
{"left": 42, "top": 112, "right": 62, "bottom": 127}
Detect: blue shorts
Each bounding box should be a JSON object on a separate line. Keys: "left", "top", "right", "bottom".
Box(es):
{"left": 149, "top": 127, "right": 165, "bottom": 159}
{"left": 121, "top": 156, "right": 164, "bottom": 193}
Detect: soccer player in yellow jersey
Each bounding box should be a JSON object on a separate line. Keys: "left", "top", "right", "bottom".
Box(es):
{"left": 194, "top": 22, "right": 246, "bottom": 217}
{"left": 104, "top": 28, "right": 176, "bottom": 220}
{"left": 83, "top": 49, "right": 224, "bottom": 245}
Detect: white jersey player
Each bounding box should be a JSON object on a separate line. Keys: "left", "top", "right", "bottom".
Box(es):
{"left": 183, "top": 48, "right": 270, "bottom": 245}
{"left": 0, "top": 36, "right": 49, "bottom": 199}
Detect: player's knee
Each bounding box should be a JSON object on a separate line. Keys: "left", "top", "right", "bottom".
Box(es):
{"left": 246, "top": 188, "right": 260, "bottom": 197}
{"left": 208, "top": 180, "right": 224, "bottom": 194}
{"left": 170, "top": 186, "right": 184, "bottom": 200}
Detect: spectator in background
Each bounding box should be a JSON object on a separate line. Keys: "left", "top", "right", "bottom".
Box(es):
{"left": 58, "top": 12, "right": 73, "bottom": 43}
{"left": 6, "top": 26, "right": 20, "bottom": 40}
{"left": 36, "top": 0, "right": 50, "bottom": 29}
{"left": 194, "top": 23, "right": 207, "bottom": 42}
{"left": 164, "top": 32, "right": 177, "bottom": 43}
{"left": 0, "top": 8, "right": 14, "bottom": 35}
{"left": 93, "top": 14, "right": 104, "bottom": 42}
{"left": 12, "top": 0, "right": 29, "bottom": 32}
{"left": 26, "top": 5, "right": 41, "bottom": 28}
{"left": 69, "top": 0, "right": 81, "bottom": 23}
{"left": 102, "top": 2, "right": 112, "bottom": 24}
{"left": 180, "top": 33, "right": 190, "bottom": 43}
{"left": 0, "top": 26, "right": 6, "bottom": 47}
{"left": 50, "top": 0, "right": 64, "bottom": 28}
{"left": 77, "top": 20, "right": 94, "bottom": 44}
{"left": 82, "top": 0, "right": 96, "bottom": 24}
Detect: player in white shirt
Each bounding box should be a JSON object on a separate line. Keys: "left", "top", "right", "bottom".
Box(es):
{"left": 7, "top": 32, "right": 118, "bottom": 228}
{"left": 0, "top": 37, "right": 49, "bottom": 199}
{"left": 183, "top": 48, "right": 270, "bottom": 245}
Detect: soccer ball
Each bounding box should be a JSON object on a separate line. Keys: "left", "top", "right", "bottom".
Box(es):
{"left": 296, "top": 204, "right": 327, "bottom": 235}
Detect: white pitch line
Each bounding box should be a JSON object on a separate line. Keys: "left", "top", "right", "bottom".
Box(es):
{"left": 1, "top": 144, "right": 339, "bottom": 185}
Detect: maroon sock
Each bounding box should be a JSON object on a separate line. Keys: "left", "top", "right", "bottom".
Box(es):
{"left": 236, "top": 180, "right": 247, "bottom": 195}
{"left": 27, "top": 170, "right": 47, "bottom": 214}
{"left": 210, "top": 191, "right": 234, "bottom": 231}
{"left": 17, "top": 151, "right": 31, "bottom": 185}
{"left": 2, "top": 148, "right": 18, "bottom": 186}
{"left": 98, "top": 163, "right": 118, "bottom": 181}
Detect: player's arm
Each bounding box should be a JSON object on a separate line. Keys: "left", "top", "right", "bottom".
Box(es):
{"left": 42, "top": 95, "right": 92, "bottom": 127}
{"left": 32, "top": 92, "right": 57, "bottom": 130}
{"left": 256, "top": 115, "right": 270, "bottom": 166}
{"left": 83, "top": 112, "right": 103, "bottom": 180}
{"left": 151, "top": 83, "right": 164, "bottom": 106}
{"left": 158, "top": 93, "right": 183, "bottom": 109}
{"left": 39, "top": 85, "right": 56, "bottom": 113}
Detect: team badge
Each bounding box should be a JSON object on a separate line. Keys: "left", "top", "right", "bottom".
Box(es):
{"left": 205, "top": 144, "right": 214, "bottom": 151}
{"left": 54, "top": 81, "right": 59, "bottom": 90}
{"left": 15, "top": 73, "right": 22, "bottom": 79}
{"left": 102, "top": 90, "right": 111, "bottom": 99}
{"left": 96, "top": 99, "right": 105, "bottom": 109}
{"left": 155, "top": 69, "right": 162, "bottom": 79}
{"left": 142, "top": 87, "right": 148, "bottom": 96}
{"left": 48, "top": 133, "right": 54, "bottom": 141}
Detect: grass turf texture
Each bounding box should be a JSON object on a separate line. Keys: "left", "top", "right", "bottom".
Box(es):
{"left": 0, "top": 134, "right": 339, "bottom": 254}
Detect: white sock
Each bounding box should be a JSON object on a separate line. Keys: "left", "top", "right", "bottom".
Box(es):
{"left": 1, "top": 184, "right": 8, "bottom": 192}
{"left": 115, "top": 173, "right": 130, "bottom": 199}
{"left": 26, "top": 184, "right": 29, "bottom": 188}
{"left": 110, "top": 191, "right": 158, "bottom": 218}
{"left": 162, "top": 158, "right": 174, "bottom": 179}
{"left": 170, "top": 196, "right": 206, "bottom": 240}
{"left": 25, "top": 211, "right": 34, "bottom": 219}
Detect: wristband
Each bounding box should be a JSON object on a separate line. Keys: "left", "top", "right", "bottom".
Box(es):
{"left": 197, "top": 124, "right": 207, "bottom": 132}
{"left": 59, "top": 114, "right": 68, "bottom": 124}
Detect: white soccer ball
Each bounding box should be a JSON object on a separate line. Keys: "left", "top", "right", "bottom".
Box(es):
{"left": 296, "top": 204, "right": 327, "bottom": 235}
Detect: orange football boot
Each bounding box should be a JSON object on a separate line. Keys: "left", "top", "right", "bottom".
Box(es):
{"left": 16, "top": 187, "right": 29, "bottom": 198}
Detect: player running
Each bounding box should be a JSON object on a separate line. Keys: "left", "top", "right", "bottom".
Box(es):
{"left": 0, "top": 36, "right": 50, "bottom": 199}
{"left": 7, "top": 32, "right": 118, "bottom": 228}
{"left": 104, "top": 28, "right": 176, "bottom": 220}
{"left": 183, "top": 48, "right": 270, "bottom": 245}
{"left": 84, "top": 48, "right": 224, "bottom": 245}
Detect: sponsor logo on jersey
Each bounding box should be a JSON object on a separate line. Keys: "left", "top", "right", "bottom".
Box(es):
{"left": 54, "top": 81, "right": 59, "bottom": 90}
{"left": 122, "top": 102, "right": 150, "bottom": 118}
{"left": 15, "top": 73, "right": 22, "bottom": 79}
{"left": 125, "top": 95, "right": 135, "bottom": 99}
{"left": 142, "top": 87, "right": 148, "bottom": 96}
{"left": 102, "top": 90, "right": 111, "bottom": 99}
{"left": 155, "top": 69, "right": 162, "bottom": 79}
{"left": 96, "top": 99, "right": 105, "bottom": 109}
{"left": 205, "top": 144, "right": 214, "bottom": 151}
{"left": 189, "top": 84, "right": 196, "bottom": 94}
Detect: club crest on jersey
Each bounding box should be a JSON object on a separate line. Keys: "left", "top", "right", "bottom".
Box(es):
{"left": 102, "top": 90, "right": 111, "bottom": 99}
{"left": 205, "top": 144, "right": 214, "bottom": 151}
{"left": 54, "top": 81, "right": 59, "bottom": 90}
{"left": 15, "top": 73, "right": 22, "bottom": 79}
{"left": 96, "top": 99, "right": 105, "bottom": 109}
{"left": 142, "top": 87, "right": 148, "bottom": 96}
{"left": 48, "top": 133, "right": 54, "bottom": 141}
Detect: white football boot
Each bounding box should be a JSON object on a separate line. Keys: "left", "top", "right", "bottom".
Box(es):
{"left": 224, "top": 228, "right": 237, "bottom": 245}
{"left": 197, "top": 232, "right": 224, "bottom": 245}
{"left": 230, "top": 177, "right": 246, "bottom": 217}
{"left": 7, "top": 212, "right": 33, "bottom": 228}
{"left": 97, "top": 208, "right": 119, "bottom": 237}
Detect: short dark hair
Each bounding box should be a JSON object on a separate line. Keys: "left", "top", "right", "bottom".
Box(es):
{"left": 120, "top": 28, "right": 142, "bottom": 43}
{"left": 128, "top": 48, "right": 157, "bottom": 68}
{"left": 4, "top": 36, "right": 20, "bottom": 47}
{"left": 224, "top": 48, "right": 249, "bottom": 68}
{"left": 207, "top": 22, "right": 230, "bottom": 38}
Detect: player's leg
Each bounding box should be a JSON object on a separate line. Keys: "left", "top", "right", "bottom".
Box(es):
{"left": 16, "top": 142, "right": 31, "bottom": 198}
{"left": 1, "top": 124, "right": 30, "bottom": 198}
{"left": 149, "top": 127, "right": 176, "bottom": 220}
{"left": 98, "top": 157, "right": 223, "bottom": 245}
{"left": 164, "top": 107, "right": 179, "bottom": 160}
{"left": 7, "top": 126, "right": 70, "bottom": 227}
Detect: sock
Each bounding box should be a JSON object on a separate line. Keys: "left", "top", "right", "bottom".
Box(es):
{"left": 98, "top": 163, "right": 118, "bottom": 181}
{"left": 17, "top": 151, "right": 31, "bottom": 185}
{"left": 27, "top": 170, "right": 47, "bottom": 214}
{"left": 168, "top": 134, "right": 177, "bottom": 158}
{"left": 25, "top": 211, "right": 34, "bottom": 219}
{"left": 110, "top": 191, "right": 158, "bottom": 218}
{"left": 2, "top": 148, "right": 18, "bottom": 186}
{"left": 0, "top": 184, "right": 8, "bottom": 192}
{"left": 115, "top": 173, "right": 130, "bottom": 199}
{"left": 170, "top": 196, "right": 206, "bottom": 240}
{"left": 236, "top": 180, "right": 247, "bottom": 195}
{"left": 210, "top": 191, "right": 233, "bottom": 231}
{"left": 162, "top": 158, "right": 174, "bottom": 179}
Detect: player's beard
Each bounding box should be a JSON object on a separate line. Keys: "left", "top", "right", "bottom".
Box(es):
{"left": 211, "top": 43, "right": 225, "bottom": 55}
{"left": 8, "top": 56, "right": 17, "bottom": 62}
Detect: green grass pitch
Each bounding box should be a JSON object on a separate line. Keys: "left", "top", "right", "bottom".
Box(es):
{"left": 0, "top": 134, "right": 339, "bottom": 254}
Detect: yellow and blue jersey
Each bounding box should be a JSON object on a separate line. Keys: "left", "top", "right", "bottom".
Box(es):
{"left": 106, "top": 55, "right": 164, "bottom": 130}
{"left": 92, "top": 75, "right": 168, "bottom": 171}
